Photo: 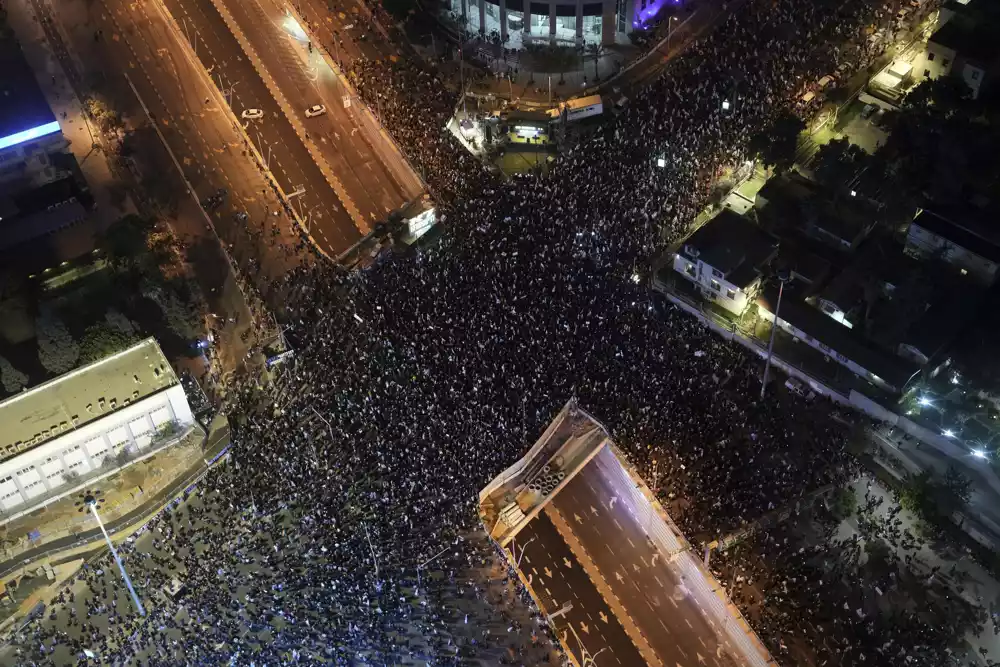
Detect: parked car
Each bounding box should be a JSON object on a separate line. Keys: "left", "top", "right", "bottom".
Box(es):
{"left": 305, "top": 104, "right": 327, "bottom": 118}
{"left": 241, "top": 108, "right": 264, "bottom": 120}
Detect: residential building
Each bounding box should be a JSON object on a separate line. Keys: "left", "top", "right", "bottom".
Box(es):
{"left": 905, "top": 209, "right": 1000, "bottom": 285}
{"left": 671, "top": 210, "right": 779, "bottom": 316}
{"left": 757, "top": 286, "right": 921, "bottom": 395}
{"left": 0, "top": 338, "right": 196, "bottom": 517}
{"left": 0, "top": 35, "right": 90, "bottom": 251}
{"left": 916, "top": 17, "right": 1000, "bottom": 99}
{"left": 755, "top": 173, "right": 878, "bottom": 252}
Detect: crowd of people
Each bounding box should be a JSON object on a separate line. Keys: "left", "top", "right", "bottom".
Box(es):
{"left": 7, "top": 0, "right": 952, "bottom": 664}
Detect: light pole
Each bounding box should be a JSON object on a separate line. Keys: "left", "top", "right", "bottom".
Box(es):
{"left": 760, "top": 269, "right": 791, "bottom": 399}
{"left": 77, "top": 491, "right": 146, "bottom": 616}
{"left": 415, "top": 545, "right": 450, "bottom": 596}
{"left": 666, "top": 16, "right": 678, "bottom": 54}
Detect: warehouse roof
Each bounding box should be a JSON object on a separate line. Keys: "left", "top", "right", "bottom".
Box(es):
{"left": 0, "top": 338, "right": 177, "bottom": 460}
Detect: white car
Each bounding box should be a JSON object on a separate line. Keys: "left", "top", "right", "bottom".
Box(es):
{"left": 305, "top": 104, "right": 327, "bottom": 118}
{"left": 241, "top": 108, "right": 264, "bottom": 120}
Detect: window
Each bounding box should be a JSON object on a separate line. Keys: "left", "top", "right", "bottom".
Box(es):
{"left": 685, "top": 264, "right": 696, "bottom": 278}
{"left": 711, "top": 268, "right": 723, "bottom": 278}
{"left": 710, "top": 279, "right": 721, "bottom": 292}
{"left": 924, "top": 69, "right": 931, "bottom": 77}
{"left": 942, "top": 58, "right": 950, "bottom": 67}
{"left": 927, "top": 52, "right": 935, "bottom": 61}
{"left": 971, "top": 70, "right": 981, "bottom": 80}
{"left": 726, "top": 288, "right": 736, "bottom": 300}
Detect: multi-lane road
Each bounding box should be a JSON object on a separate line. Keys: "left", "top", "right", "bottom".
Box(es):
{"left": 546, "top": 446, "right": 750, "bottom": 667}
{"left": 216, "top": 0, "right": 422, "bottom": 221}
{"left": 155, "top": 0, "right": 366, "bottom": 255}
{"left": 515, "top": 511, "right": 645, "bottom": 666}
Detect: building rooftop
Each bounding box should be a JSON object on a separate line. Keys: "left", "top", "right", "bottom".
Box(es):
{"left": 911, "top": 209, "right": 1000, "bottom": 264}
{"left": 930, "top": 19, "right": 1000, "bottom": 64}
{"left": 681, "top": 210, "right": 778, "bottom": 288}
{"left": 0, "top": 338, "right": 178, "bottom": 459}
{"left": 757, "top": 174, "right": 875, "bottom": 250}
{"left": 758, "top": 286, "right": 921, "bottom": 392}
{"left": 0, "top": 37, "right": 58, "bottom": 149}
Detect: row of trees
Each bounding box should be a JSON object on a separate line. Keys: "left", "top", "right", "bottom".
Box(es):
{"left": 0, "top": 214, "right": 207, "bottom": 396}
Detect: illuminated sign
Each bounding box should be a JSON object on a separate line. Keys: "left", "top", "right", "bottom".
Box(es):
{"left": 0, "top": 121, "right": 61, "bottom": 151}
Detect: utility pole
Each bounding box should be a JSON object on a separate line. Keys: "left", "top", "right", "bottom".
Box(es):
{"left": 761, "top": 269, "right": 791, "bottom": 399}
{"left": 84, "top": 493, "right": 146, "bottom": 616}
{"left": 415, "top": 545, "right": 449, "bottom": 596}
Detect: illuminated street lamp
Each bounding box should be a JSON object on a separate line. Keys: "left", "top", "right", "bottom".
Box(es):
{"left": 918, "top": 396, "right": 932, "bottom": 407}
{"left": 973, "top": 449, "right": 988, "bottom": 459}
{"left": 943, "top": 429, "right": 955, "bottom": 438}
{"left": 76, "top": 490, "right": 146, "bottom": 616}
{"left": 721, "top": 99, "right": 731, "bottom": 111}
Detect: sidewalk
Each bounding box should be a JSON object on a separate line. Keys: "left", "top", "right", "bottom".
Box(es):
{"left": 0, "top": 415, "right": 229, "bottom": 587}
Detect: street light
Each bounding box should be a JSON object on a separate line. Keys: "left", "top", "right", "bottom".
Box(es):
{"left": 760, "top": 268, "right": 791, "bottom": 399}
{"left": 918, "top": 396, "right": 933, "bottom": 407}
{"left": 76, "top": 490, "right": 146, "bottom": 616}
{"left": 973, "top": 449, "right": 988, "bottom": 459}
{"left": 415, "top": 545, "right": 450, "bottom": 597}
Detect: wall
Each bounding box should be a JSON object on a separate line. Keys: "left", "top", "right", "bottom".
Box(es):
{"left": 671, "top": 253, "right": 751, "bottom": 316}
{"left": 0, "top": 385, "right": 193, "bottom": 513}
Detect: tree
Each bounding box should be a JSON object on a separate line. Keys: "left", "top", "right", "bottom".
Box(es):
{"left": 79, "top": 323, "right": 137, "bottom": 364}
{"left": 939, "top": 466, "right": 972, "bottom": 515}
{"left": 381, "top": 0, "right": 417, "bottom": 19}
{"left": 829, "top": 485, "right": 857, "bottom": 520}
{"left": 36, "top": 306, "right": 79, "bottom": 375}
{"left": 101, "top": 214, "right": 153, "bottom": 270}
{"left": 84, "top": 96, "right": 123, "bottom": 134}
{"left": 903, "top": 76, "right": 974, "bottom": 119}
{"left": 105, "top": 308, "right": 137, "bottom": 337}
{"left": 812, "top": 137, "right": 870, "bottom": 191}
{"left": 143, "top": 281, "right": 203, "bottom": 339}
{"left": 0, "top": 355, "right": 28, "bottom": 394}
{"left": 748, "top": 112, "right": 805, "bottom": 173}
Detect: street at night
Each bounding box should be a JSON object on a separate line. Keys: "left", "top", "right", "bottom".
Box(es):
{"left": 2, "top": 0, "right": 1000, "bottom": 664}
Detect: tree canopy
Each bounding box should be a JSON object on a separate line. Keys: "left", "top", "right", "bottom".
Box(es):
{"left": 748, "top": 112, "right": 805, "bottom": 173}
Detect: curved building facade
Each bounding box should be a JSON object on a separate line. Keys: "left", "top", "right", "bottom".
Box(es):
{"left": 448, "top": 0, "right": 671, "bottom": 47}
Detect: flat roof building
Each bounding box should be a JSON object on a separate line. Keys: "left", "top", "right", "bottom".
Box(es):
{"left": 0, "top": 338, "right": 196, "bottom": 518}
{"left": 672, "top": 210, "right": 779, "bottom": 316}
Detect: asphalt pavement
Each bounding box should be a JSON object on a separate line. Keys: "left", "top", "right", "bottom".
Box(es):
{"left": 515, "top": 511, "right": 644, "bottom": 667}
{"left": 217, "top": 0, "right": 422, "bottom": 223}
{"left": 0, "top": 422, "right": 229, "bottom": 583}
{"left": 548, "top": 446, "right": 748, "bottom": 667}
{"left": 157, "top": 0, "right": 363, "bottom": 255}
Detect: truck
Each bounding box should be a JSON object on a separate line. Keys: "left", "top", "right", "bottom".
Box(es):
{"left": 548, "top": 95, "right": 604, "bottom": 123}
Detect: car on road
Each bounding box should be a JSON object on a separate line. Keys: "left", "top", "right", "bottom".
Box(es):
{"left": 305, "top": 104, "right": 327, "bottom": 118}
{"left": 241, "top": 108, "right": 264, "bottom": 120}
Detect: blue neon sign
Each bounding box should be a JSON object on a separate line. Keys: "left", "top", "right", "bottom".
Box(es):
{"left": 0, "top": 121, "right": 61, "bottom": 151}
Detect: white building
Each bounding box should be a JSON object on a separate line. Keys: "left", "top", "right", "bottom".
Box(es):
{"left": 905, "top": 209, "right": 1000, "bottom": 285}
{"left": 0, "top": 338, "right": 195, "bottom": 515}
{"left": 670, "top": 210, "right": 779, "bottom": 316}
{"left": 916, "top": 18, "right": 1000, "bottom": 99}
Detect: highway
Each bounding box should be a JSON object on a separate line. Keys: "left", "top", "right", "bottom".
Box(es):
{"left": 548, "top": 446, "right": 748, "bottom": 667}
{"left": 515, "top": 512, "right": 645, "bottom": 667}
{"left": 157, "top": 0, "right": 363, "bottom": 254}
{"left": 215, "top": 0, "right": 423, "bottom": 224}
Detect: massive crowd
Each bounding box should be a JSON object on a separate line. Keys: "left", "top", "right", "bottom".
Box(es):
{"left": 7, "top": 0, "right": 955, "bottom": 665}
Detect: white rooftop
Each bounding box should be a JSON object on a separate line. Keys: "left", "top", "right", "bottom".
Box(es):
{"left": 0, "top": 338, "right": 177, "bottom": 460}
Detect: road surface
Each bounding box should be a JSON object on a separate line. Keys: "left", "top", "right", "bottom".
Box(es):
{"left": 515, "top": 511, "right": 646, "bottom": 666}
{"left": 158, "top": 0, "right": 363, "bottom": 254}
{"left": 216, "top": 0, "right": 422, "bottom": 223}
{"left": 548, "top": 446, "right": 747, "bottom": 667}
